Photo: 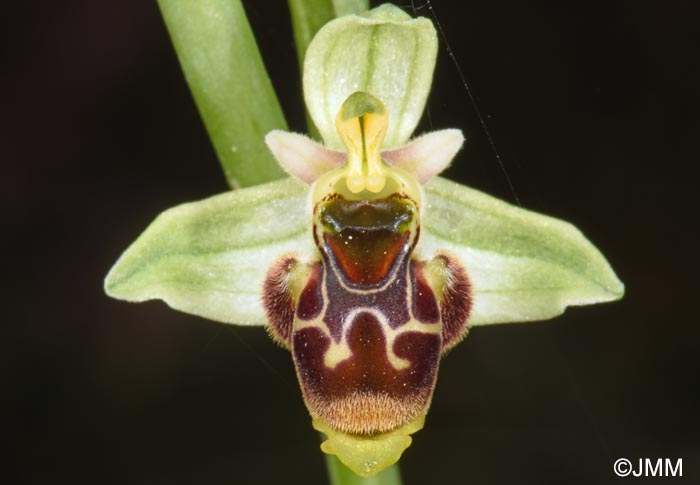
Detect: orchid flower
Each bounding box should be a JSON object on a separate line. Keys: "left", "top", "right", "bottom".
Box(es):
{"left": 105, "top": 3, "right": 623, "bottom": 478}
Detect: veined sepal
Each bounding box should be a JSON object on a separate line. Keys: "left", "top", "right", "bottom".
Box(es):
{"left": 104, "top": 178, "right": 314, "bottom": 326}
{"left": 304, "top": 4, "right": 438, "bottom": 150}
{"left": 419, "top": 177, "right": 624, "bottom": 324}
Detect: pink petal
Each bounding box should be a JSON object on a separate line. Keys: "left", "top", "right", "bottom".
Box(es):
{"left": 382, "top": 129, "right": 464, "bottom": 184}
{"left": 266, "top": 130, "right": 346, "bottom": 184}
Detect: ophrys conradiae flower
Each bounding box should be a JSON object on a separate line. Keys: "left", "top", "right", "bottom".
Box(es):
{"left": 263, "top": 91, "right": 470, "bottom": 474}
{"left": 105, "top": 4, "right": 623, "bottom": 477}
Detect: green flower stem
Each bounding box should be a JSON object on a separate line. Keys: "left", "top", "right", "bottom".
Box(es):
{"left": 287, "top": 0, "right": 334, "bottom": 68}
{"left": 287, "top": 0, "right": 369, "bottom": 138}
{"left": 332, "top": 0, "right": 371, "bottom": 17}
{"left": 288, "top": 0, "right": 369, "bottom": 67}
{"left": 326, "top": 455, "right": 402, "bottom": 485}
{"left": 158, "top": 0, "right": 287, "bottom": 188}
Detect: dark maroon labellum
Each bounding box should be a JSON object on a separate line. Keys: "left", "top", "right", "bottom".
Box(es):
{"left": 263, "top": 193, "right": 472, "bottom": 436}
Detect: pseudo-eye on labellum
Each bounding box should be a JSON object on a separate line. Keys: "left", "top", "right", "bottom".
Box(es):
{"left": 264, "top": 92, "right": 470, "bottom": 475}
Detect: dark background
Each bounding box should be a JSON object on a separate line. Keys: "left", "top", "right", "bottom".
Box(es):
{"left": 6, "top": 1, "right": 699, "bottom": 484}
